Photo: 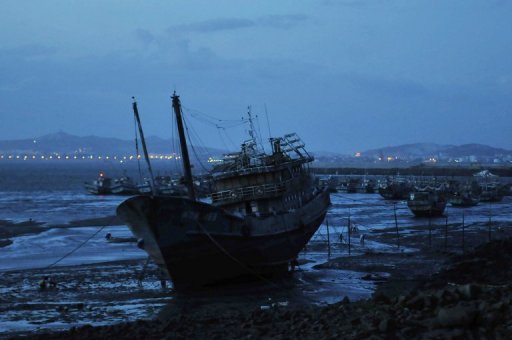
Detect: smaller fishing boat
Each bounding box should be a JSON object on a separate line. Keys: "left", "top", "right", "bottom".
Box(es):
{"left": 449, "top": 191, "right": 479, "bottom": 207}
{"left": 480, "top": 185, "right": 503, "bottom": 202}
{"left": 346, "top": 178, "right": 361, "bottom": 193}
{"left": 84, "top": 172, "right": 113, "bottom": 195}
{"left": 318, "top": 176, "right": 338, "bottom": 193}
{"left": 407, "top": 190, "right": 447, "bottom": 217}
{"left": 474, "top": 170, "right": 503, "bottom": 202}
{"left": 378, "top": 176, "right": 413, "bottom": 200}
{"left": 138, "top": 175, "right": 189, "bottom": 196}
{"left": 111, "top": 176, "right": 139, "bottom": 195}
{"left": 362, "top": 177, "right": 376, "bottom": 193}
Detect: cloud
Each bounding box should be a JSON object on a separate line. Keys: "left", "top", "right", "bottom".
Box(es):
{"left": 134, "top": 28, "right": 155, "bottom": 45}
{"left": 321, "top": 0, "right": 382, "bottom": 8}
{"left": 257, "top": 14, "right": 308, "bottom": 29}
{"left": 344, "top": 73, "right": 428, "bottom": 98}
{"left": 172, "top": 18, "right": 255, "bottom": 34}
{"left": 167, "top": 14, "right": 308, "bottom": 35}
{"left": 0, "top": 44, "right": 57, "bottom": 60}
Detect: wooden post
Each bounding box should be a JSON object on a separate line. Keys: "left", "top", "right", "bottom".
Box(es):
{"left": 488, "top": 202, "right": 492, "bottom": 241}
{"left": 326, "top": 219, "right": 331, "bottom": 259}
{"left": 394, "top": 203, "right": 400, "bottom": 249}
{"left": 428, "top": 213, "right": 432, "bottom": 248}
{"left": 348, "top": 212, "right": 351, "bottom": 255}
{"left": 444, "top": 216, "right": 448, "bottom": 251}
{"left": 462, "top": 211, "right": 465, "bottom": 254}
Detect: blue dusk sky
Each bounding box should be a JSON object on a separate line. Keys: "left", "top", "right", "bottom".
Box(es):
{"left": 0, "top": 0, "right": 511, "bottom": 153}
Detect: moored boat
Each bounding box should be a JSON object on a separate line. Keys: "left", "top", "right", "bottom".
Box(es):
{"left": 449, "top": 191, "right": 479, "bottom": 207}
{"left": 474, "top": 170, "right": 503, "bottom": 202}
{"left": 346, "top": 178, "right": 361, "bottom": 193}
{"left": 84, "top": 171, "right": 113, "bottom": 195}
{"left": 117, "top": 93, "right": 330, "bottom": 289}
{"left": 378, "top": 177, "right": 413, "bottom": 200}
{"left": 110, "top": 176, "right": 139, "bottom": 195}
{"left": 407, "top": 190, "right": 447, "bottom": 217}
{"left": 480, "top": 185, "right": 503, "bottom": 202}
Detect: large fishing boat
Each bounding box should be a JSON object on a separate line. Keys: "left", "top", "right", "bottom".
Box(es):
{"left": 117, "top": 93, "right": 331, "bottom": 289}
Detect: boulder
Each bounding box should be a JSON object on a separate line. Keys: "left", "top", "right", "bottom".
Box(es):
{"left": 437, "top": 304, "right": 478, "bottom": 328}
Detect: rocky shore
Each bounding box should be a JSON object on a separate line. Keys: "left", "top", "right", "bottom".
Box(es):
{"left": 16, "top": 234, "right": 511, "bottom": 339}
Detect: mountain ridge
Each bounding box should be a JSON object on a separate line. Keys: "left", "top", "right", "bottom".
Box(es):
{"left": 361, "top": 142, "right": 512, "bottom": 159}
{"left": 0, "top": 132, "right": 225, "bottom": 157}
{"left": 1, "top": 133, "right": 511, "bottom": 160}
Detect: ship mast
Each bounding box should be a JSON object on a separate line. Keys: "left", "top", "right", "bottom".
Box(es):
{"left": 246, "top": 106, "right": 263, "bottom": 154}
{"left": 132, "top": 97, "right": 157, "bottom": 196}
{"left": 172, "top": 92, "right": 196, "bottom": 201}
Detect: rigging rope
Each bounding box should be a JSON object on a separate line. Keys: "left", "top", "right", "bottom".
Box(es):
{"left": 195, "top": 221, "right": 281, "bottom": 289}
{"left": 182, "top": 105, "right": 246, "bottom": 125}
{"left": 182, "top": 114, "right": 209, "bottom": 172}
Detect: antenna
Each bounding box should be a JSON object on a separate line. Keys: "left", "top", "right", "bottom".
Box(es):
{"left": 264, "top": 103, "right": 272, "bottom": 138}
{"left": 247, "top": 106, "right": 257, "bottom": 143}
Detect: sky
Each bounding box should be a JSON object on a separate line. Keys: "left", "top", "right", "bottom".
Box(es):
{"left": 0, "top": 0, "right": 511, "bottom": 154}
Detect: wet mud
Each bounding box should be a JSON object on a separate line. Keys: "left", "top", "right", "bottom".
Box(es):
{"left": 1, "top": 191, "right": 512, "bottom": 338}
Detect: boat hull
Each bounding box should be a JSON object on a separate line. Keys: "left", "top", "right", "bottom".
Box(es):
{"left": 449, "top": 196, "right": 479, "bottom": 207}
{"left": 117, "top": 190, "right": 330, "bottom": 289}
{"left": 407, "top": 200, "right": 447, "bottom": 217}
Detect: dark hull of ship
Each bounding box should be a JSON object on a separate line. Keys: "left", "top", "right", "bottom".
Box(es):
{"left": 480, "top": 191, "right": 503, "bottom": 203}
{"left": 117, "top": 190, "right": 330, "bottom": 289}
{"left": 84, "top": 184, "right": 111, "bottom": 195}
{"left": 378, "top": 188, "right": 409, "bottom": 200}
{"left": 407, "top": 201, "right": 447, "bottom": 217}
{"left": 449, "top": 196, "right": 479, "bottom": 207}
{"left": 111, "top": 185, "right": 139, "bottom": 196}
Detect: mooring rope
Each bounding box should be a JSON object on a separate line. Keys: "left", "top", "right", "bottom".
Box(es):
{"left": 44, "top": 225, "right": 106, "bottom": 269}
{"left": 43, "top": 214, "right": 120, "bottom": 269}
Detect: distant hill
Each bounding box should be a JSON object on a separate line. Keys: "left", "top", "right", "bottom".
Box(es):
{"left": 361, "top": 143, "right": 512, "bottom": 160}
{"left": 2, "top": 134, "right": 511, "bottom": 164}
{"left": 0, "top": 132, "right": 226, "bottom": 160}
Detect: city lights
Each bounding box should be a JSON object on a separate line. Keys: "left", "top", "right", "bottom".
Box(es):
{"left": 0, "top": 152, "right": 214, "bottom": 164}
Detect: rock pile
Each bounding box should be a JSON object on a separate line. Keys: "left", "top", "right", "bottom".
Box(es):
{"left": 29, "top": 282, "right": 512, "bottom": 339}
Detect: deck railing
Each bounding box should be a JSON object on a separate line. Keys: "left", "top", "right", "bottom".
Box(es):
{"left": 211, "top": 181, "right": 288, "bottom": 203}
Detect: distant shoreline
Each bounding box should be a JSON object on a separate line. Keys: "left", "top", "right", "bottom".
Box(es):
{"left": 312, "top": 166, "right": 512, "bottom": 177}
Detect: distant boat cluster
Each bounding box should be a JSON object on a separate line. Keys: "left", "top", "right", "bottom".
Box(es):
{"left": 320, "top": 169, "right": 511, "bottom": 217}
{"left": 84, "top": 171, "right": 211, "bottom": 197}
